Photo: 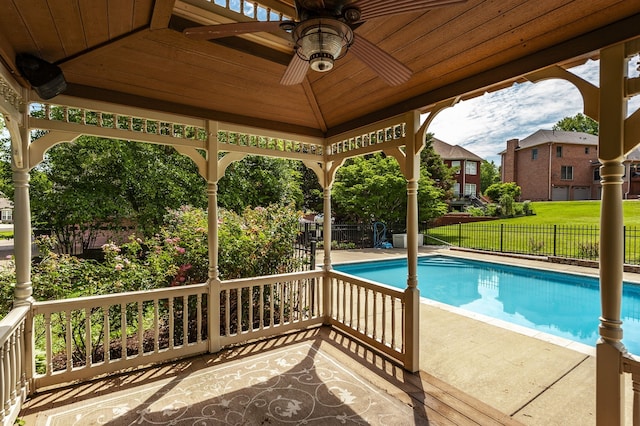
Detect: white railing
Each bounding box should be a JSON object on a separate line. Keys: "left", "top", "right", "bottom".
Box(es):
{"left": 219, "top": 271, "right": 325, "bottom": 346}
{"left": 327, "top": 271, "right": 407, "bottom": 365}
{"left": 29, "top": 101, "right": 208, "bottom": 148}
{"left": 327, "top": 122, "right": 406, "bottom": 157}
{"left": 31, "top": 284, "right": 209, "bottom": 390}
{"left": 217, "top": 127, "right": 324, "bottom": 159}
{"left": 1, "top": 268, "right": 411, "bottom": 417}
{"left": 187, "top": 0, "right": 293, "bottom": 22}
{"left": 623, "top": 353, "right": 640, "bottom": 425}
{"left": 0, "top": 305, "right": 28, "bottom": 426}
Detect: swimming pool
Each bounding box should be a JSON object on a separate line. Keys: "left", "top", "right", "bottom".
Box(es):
{"left": 333, "top": 255, "right": 640, "bottom": 354}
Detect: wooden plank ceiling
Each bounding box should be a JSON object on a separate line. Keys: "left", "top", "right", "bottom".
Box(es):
{"left": 1, "top": 0, "right": 639, "bottom": 138}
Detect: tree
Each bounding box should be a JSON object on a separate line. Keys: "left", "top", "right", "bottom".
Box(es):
{"left": 332, "top": 153, "right": 448, "bottom": 225}
{"left": 0, "top": 123, "right": 15, "bottom": 199}
{"left": 29, "top": 137, "right": 207, "bottom": 253}
{"left": 480, "top": 160, "right": 500, "bottom": 194}
{"left": 553, "top": 113, "right": 599, "bottom": 135}
{"left": 217, "top": 156, "right": 303, "bottom": 213}
{"left": 298, "top": 163, "right": 323, "bottom": 213}
{"left": 421, "top": 133, "right": 456, "bottom": 197}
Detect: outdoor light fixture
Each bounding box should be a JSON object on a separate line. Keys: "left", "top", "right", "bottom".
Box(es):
{"left": 291, "top": 18, "right": 354, "bottom": 73}
{"left": 16, "top": 53, "right": 67, "bottom": 100}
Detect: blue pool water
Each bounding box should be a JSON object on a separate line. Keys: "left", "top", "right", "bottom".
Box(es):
{"left": 334, "top": 255, "right": 640, "bottom": 353}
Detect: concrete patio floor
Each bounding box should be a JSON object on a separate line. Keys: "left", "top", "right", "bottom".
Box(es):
{"left": 323, "top": 246, "right": 637, "bottom": 425}
{"left": 20, "top": 327, "right": 523, "bottom": 425}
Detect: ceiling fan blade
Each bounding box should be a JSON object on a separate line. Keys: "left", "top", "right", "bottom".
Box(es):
{"left": 183, "top": 21, "right": 284, "bottom": 40}
{"left": 280, "top": 54, "right": 310, "bottom": 86}
{"left": 349, "top": 36, "right": 412, "bottom": 86}
{"left": 356, "top": 0, "right": 468, "bottom": 21}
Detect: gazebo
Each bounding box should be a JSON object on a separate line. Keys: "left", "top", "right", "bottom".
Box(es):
{"left": 1, "top": 1, "right": 640, "bottom": 424}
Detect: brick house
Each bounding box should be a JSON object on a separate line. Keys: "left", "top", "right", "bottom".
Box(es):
{"left": 431, "top": 138, "right": 483, "bottom": 208}
{"left": 500, "top": 130, "right": 600, "bottom": 201}
{"left": 620, "top": 148, "right": 640, "bottom": 199}
{"left": 500, "top": 129, "right": 640, "bottom": 201}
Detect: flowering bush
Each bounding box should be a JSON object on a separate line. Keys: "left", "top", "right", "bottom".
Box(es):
{"left": 218, "top": 204, "right": 303, "bottom": 279}
{"left": 0, "top": 204, "right": 304, "bottom": 373}
{"left": 159, "top": 206, "right": 209, "bottom": 284}
{"left": 0, "top": 257, "right": 15, "bottom": 316}
{"left": 0, "top": 203, "right": 303, "bottom": 319}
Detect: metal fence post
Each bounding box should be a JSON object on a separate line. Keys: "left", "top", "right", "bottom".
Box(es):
{"left": 458, "top": 222, "right": 462, "bottom": 247}
{"left": 310, "top": 241, "right": 317, "bottom": 270}
{"left": 623, "top": 225, "right": 627, "bottom": 264}
{"left": 500, "top": 223, "right": 504, "bottom": 252}
{"left": 553, "top": 224, "right": 557, "bottom": 257}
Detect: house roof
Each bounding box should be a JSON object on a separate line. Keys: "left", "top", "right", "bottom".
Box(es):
{"left": 625, "top": 148, "right": 640, "bottom": 161}
{"left": 432, "top": 138, "right": 483, "bottom": 162}
{"left": 1, "top": 1, "right": 639, "bottom": 138}
{"left": 0, "top": 198, "right": 13, "bottom": 209}
{"left": 500, "top": 130, "right": 599, "bottom": 154}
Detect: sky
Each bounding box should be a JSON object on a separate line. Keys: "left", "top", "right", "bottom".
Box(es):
{"left": 425, "top": 57, "right": 640, "bottom": 165}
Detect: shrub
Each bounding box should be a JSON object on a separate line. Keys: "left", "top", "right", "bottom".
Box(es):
{"left": 0, "top": 258, "right": 15, "bottom": 318}
{"left": 316, "top": 241, "right": 357, "bottom": 250}
{"left": 482, "top": 204, "right": 498, "bottom": 217}
{"left": 499, "top": 193, "right": 515, "bottom": 217}
{"left": 529, "top": 239, "right": 545, "bottom": 253}
{"left": 578, "top": 242, "right": 599, "bottom": 259}
{"left": 218, "top": 204, "right": 303, "bottom": 279}
{"left": 485, "top": 182, "right": 521, "bottom": 202}
{"left": 0, "top": 204, "right": 303, "bottom": 319}
{"left": 465, "top": 206, "right": 486, "bottom": 217}
{"left": 514, "top": 203, "right": 524, "bottom": 216}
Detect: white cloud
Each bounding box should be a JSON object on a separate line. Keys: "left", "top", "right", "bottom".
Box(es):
{"left": 425, "top": 58, "right": 640, "bottom": 164}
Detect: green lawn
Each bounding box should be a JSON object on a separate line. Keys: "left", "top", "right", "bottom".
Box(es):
{"left": 426, "top": 201, "right": 640, "bottom": 262}
{"left": 490, "top": 200, "right": 640, "bottom": 226}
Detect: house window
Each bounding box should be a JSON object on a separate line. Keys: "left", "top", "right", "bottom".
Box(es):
{"left": 556, "top": 146, "right": 563, "bottom": 157}
{"left": 1, "top": 210, "right": 12, "bottom": 222}
{"left": 561, "top": 165, "right": 573, "bottom": 180}
{"left": 465, "top": 161, "right": 477, "bottom": 175}
{"left": 464, "top": 183, "right": 476, "bottom": 196}
{"left": 594, "top": 168, "right": 600, "bottom": 181}
{"left": 532, "top": 148, "right": 538, "bottom": 160}
{"left": 451, "top": 160, "right": 461, "bottom": 174}
{"left": 453, "top": 182, "right": 460, "bottom": 197}
{"left": 585, "top": 147, "right": 590, "bottom": 154}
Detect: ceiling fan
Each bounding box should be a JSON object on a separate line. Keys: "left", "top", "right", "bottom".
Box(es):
{"left": 183, "top": 0, "right": 467, "bottom": 86}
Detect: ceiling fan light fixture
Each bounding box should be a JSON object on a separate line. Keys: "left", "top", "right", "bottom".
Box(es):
{"left": 294, "top": 18, "right": 353, "bottom": 73}
{"left": 309, "top": 52, "right": 335, "bottom": 72}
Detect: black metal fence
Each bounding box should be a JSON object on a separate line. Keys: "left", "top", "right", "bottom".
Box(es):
{"left": 426, "top": 223, "right": 640, "bottom": 265}
{"left": 298, "top": 222, "right": 373, "bottom": 249}
{"left": 292, "top": 241, "right": 317, "bottom": 271}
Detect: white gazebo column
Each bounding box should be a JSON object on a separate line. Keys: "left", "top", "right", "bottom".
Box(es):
{"left": 12, "top": 128, "right": 33, "bottom": 307}
{"left": 318, "top": 160, "right": 342, "bottom": 273}
{"left": 207, "top": 123, "right": 221, "bottom": 353}
{"left": 207, "top": 180, "right": 220, "bottom": 353}
{"left": 12, "top": 168, "right": 32, "bottom": 306}
{"left": 321, "top": 163, "right": 337, "bottom": 325}
{"left": 596, "top": 42, "right": 628, "bottom": 426}
{"left": 404, "top": 110, "right": 423, "bottom": 372}
{"left": 322, "top": 185, "right": 332, "bottom": 272}
{"left": 1, "top": 69, "right": 31, "bottom": 307}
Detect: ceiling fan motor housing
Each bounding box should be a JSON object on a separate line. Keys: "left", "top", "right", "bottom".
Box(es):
{"left": 293, "top": 18, "right": 353, "bottom": 73}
